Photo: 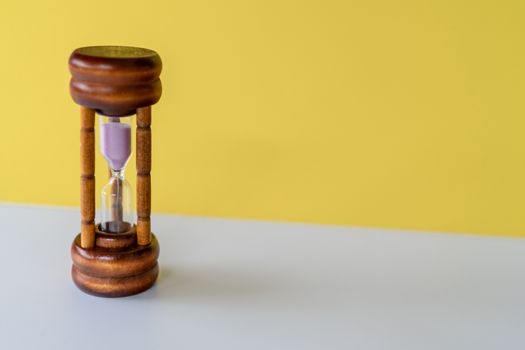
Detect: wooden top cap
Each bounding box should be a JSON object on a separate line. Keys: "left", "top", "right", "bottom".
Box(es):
{"left": 69, "top": 46, "right": 162, "bottom": 116}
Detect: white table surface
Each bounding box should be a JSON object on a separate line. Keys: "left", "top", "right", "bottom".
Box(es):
{"left": 0, "top": 203, "right": 524, "bottom": 349}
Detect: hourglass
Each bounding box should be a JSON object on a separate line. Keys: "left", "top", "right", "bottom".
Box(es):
{"left": 68, "top": 46, "right": 162, "bottom": 297}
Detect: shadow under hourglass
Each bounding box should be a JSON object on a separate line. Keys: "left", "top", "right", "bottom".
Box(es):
{"left": 133, "top": 264, "right": 287, "bottom": 302}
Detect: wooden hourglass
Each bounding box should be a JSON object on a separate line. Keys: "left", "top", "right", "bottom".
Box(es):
{"left": 68, "top": 46, "right": 162, "bottom": 297}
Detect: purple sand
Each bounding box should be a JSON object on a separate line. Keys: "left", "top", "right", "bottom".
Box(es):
{"left": 100, "top": 122, "right": 131, "bottom": 170}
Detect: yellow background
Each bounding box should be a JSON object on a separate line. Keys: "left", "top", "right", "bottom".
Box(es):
{"left": 0, "top": 0, "right": 524, "bottom": 236}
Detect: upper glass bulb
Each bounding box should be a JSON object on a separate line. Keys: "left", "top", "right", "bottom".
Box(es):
{"left": 100, "top": 117, "right": 132, "bottom": 171}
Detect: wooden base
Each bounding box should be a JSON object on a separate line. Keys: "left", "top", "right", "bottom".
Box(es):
{"left": 71, "top": 225, "right": 159, "bottom": 297}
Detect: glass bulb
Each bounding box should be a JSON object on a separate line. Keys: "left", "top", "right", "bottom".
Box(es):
{"left": 99, "top": 115, "right": 134, "bottom": 233}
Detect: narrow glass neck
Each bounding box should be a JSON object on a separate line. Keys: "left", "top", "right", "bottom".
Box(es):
{"left": 110, "top": 168, "right": 126, "bottom": 179}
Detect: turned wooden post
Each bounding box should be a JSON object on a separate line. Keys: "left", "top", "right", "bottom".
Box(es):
{"left": 80, "top": 107, "right": 95, "bottom": 248}
{"left": 137, "top": 106, "right": 152, "bottom": 245}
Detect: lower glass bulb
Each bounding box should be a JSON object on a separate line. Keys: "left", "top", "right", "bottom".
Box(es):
{"left": 101, "top": 170, "right": 133, "bottom": 233}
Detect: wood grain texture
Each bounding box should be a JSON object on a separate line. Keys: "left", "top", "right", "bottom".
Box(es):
{"left": 71, "top": 231, "right": 160, "bottom": 297}
{"left": 136, "top": 106, "right": 152, "bottom": 246}
{"left": 80, "top": 107, "right": 95, "bottom": 248}
{"left": 69, "top": 46, "right": 162, "bottom": 117}
{"left": 72, "top": 263, "right": 159, "bottom": 298}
